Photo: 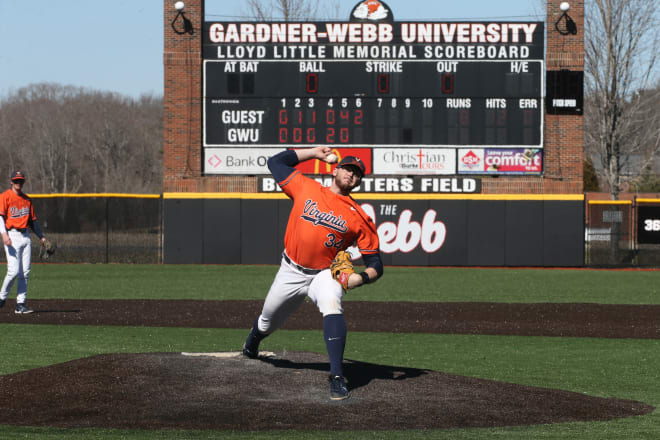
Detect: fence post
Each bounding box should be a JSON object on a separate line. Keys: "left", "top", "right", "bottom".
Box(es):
{"left": 159, "top": 194, "right": 164, "bottom": 264}
{"left": 105, "top": 197, "right": 109, "bottom": 264}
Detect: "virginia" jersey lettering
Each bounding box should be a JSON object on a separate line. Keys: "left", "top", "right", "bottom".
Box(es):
{"left": 300, "top": 199, "right": 348, "bottom": 233}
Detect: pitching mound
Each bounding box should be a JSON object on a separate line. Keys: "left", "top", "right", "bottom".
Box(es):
{"left": 0, "top": 351, "right": 652, "bottom": 431}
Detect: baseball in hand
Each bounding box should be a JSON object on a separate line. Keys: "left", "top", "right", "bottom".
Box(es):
{"left": 326, "top": 153, "right": 338, "bottom": 163}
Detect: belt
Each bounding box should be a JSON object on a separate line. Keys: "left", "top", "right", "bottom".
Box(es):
{"left": 282, "top": 252, "right": 322, "bottom": 275}
{"left": 9, "top": 228, "right": 28, "bottom": 233}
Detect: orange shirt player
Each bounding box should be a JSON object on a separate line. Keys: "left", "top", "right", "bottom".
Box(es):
{"left": 241, "top": 146, "right": 383, "bottom": 401}
{"left": 0, "top": 171, "right": 47, "bottom": 314}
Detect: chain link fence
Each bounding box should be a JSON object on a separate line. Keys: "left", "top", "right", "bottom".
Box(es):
{"left": 0, "top": 194, "right": 162, "bottom": 264}
{"left": 586, "top": 198, "right": 660, "bottom": 267}
{"left": 585, "top": 201, "right": 634, "bottom": 266}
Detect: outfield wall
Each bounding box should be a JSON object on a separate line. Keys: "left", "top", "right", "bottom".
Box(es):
{"left": 163, "top": 194, "right": 584, "bottom": 267}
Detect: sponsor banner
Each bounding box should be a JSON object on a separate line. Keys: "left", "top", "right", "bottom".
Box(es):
{"left": 204, "top": 148, "right": 285, "bottom": 174}
{"left": 291, "top": 147, "right": 372, "bottom": 175}
{"left": 457, "top": 148, "right": 485, "bottom": 173}
{"left": 458, "top": 148, "right": 542, "bottom": 174}
{"left": 373, "top": 148, "right": 456, "bottom": 175}
{"left": 259, "top": 175, "right": 481, "bottom": 193}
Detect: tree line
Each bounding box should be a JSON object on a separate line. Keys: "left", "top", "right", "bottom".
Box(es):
{"left": 0, "top": 83, "right": 162, "bottom": 194}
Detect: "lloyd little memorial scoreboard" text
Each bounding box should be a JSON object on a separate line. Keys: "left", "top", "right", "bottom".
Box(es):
{"left": 202, "top": 17, "right": 545, "bottom": 176}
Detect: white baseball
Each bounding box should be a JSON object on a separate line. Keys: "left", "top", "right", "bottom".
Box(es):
{"left": 326, "top": 153, "right": 338, "bottom": 163}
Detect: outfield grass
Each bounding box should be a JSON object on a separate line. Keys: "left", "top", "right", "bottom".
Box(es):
{"left": 27, "top": 263, "right": 660, "bottom": 304}
{"left": 0, "top": 264, "right": 659, "bottom": 439}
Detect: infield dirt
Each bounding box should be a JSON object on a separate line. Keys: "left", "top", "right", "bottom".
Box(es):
{"left": 0, "top": 299, "right": 655, "bottom": 431}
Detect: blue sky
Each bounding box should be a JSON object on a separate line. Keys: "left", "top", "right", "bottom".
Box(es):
{"left": 0, "top": 0, "right": 543, "bottom": 99}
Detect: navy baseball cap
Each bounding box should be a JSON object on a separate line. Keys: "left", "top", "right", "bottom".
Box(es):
{"left": 337, "top": 156, "right": 366, "bottom": 177}
{"left": 10, "top": 171, "right": 26, "bottom": 182}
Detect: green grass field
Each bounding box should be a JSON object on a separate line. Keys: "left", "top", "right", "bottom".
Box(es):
{"left": 1, "top": 264, "right": 659, "bottom": 439}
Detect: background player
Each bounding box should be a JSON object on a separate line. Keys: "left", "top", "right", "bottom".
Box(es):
{"left": 242, "top": 146, "right": 384, "bottom": 400}
{"left": 0, "top": 171, "right": 46, "bottom": 314}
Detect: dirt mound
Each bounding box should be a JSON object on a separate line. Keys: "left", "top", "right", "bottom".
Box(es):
{"left": 0, "top": 351, "right": 652, "bottom": 431}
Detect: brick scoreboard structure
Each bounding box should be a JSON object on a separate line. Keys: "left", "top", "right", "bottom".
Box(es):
{"left": 544, "top": 0, "right": 585, "bottom": 193}
{"left": 164, "top": 0, "right": 254, "bottom": 193}
{"left": 162, "top": 1, "right": 586, "bottom": 266}
{"left": 163, "top": 0, "right": 585, "bottom": 195}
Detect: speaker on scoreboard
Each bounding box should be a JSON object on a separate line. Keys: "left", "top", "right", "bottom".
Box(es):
{"left": 546, "top": 70, "right": 583, "bottom": 115}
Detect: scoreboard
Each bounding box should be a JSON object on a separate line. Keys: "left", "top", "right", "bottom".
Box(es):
{"left": 202, "top": 17, "right": 545, "bottom": 176}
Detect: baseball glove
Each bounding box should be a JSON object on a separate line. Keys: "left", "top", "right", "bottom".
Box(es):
{"left": 330, "top": 250, "right": 354, "bottom": 290}
{"left": 39, "top": 239, "right": 57, "bottom": 260}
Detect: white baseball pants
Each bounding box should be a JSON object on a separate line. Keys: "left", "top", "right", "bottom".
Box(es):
{"left": 1, "top": 230, "right": 33, "bottom": 303}
{"left": 257, "top": 257, "right": 344, "bottom": 335}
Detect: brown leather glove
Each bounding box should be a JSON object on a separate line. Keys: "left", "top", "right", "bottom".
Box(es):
{"left": 330, "top": 250, "right": 354, "bottom": 290}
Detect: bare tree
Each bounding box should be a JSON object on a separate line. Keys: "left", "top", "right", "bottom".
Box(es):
{"left": 584, "top": 0, "right": 660, "bottom": 199}
{"left": 243, "top": 0, "right": 341, "bottom": 20}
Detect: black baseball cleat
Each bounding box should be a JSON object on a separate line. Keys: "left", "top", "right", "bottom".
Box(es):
{"left": 329, "top": 375, "right": 349, "bottom": 400}
{"left": 242, "top": 343, "right": 259, "bottom": 359}
{"left": 0, "top": 299, "right": 5, "bottom": 309}
{"left": 15, "top": 303, "right": 33, "bottom": 314}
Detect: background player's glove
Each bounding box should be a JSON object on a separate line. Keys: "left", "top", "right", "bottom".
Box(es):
{"left": 330, "top": 250, "right": 354, "bottom": 290}
{"left": 39, "top": 239, "right": 57, "bottom": 260}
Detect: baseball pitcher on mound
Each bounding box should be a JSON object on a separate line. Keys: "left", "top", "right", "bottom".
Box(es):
{"left": 242, "top": 146, "right": 384, "bottom": 400}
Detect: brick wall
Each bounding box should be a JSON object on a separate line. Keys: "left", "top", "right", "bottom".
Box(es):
{"left": 163, "top": 0, "right": 584, "bottom": 195}
{"left": 163, "top": 0, "right": 258, "bottom": 192}
{"left": 538, "top": 0, "right": 585, "bottom": 194}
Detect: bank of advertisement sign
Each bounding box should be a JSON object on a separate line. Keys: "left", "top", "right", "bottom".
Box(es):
{"left": 458, "top": 148, "right": 542, "bottom": 174}
{"left": 204, "top": 148, "right": 285, "bottom": 174}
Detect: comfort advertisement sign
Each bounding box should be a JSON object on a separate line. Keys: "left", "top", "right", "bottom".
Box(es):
{"left": 458, "top": 148, "right": 542, "bottom": 174}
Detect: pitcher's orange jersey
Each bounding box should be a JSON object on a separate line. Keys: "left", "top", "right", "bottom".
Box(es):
{"left": 279, "top": 171, "right": 379, "bottom": 270}
{"left": 0, "top": 189, "right": 36, "bottom": 230}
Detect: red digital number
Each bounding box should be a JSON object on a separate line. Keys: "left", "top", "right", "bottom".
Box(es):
{"left": 278, "top": 109, "right": 288, "bottom": 124}
{"left": 306, "top": 73, "right": 318, "bottom": 93}
{"left": 354, "top": 109, "right": 363, "bottom": 125}
{"left": 497, "top": 110, "right": 506, "bottom": 125}
{"left": 340, "top": 128, "right": 349, "bottom": 143}
{"left": 326, "top": 127, "right": 350, "bottom": 143}
{"left": 306, "top": 128, "right": 316, "bottom": 142}
{"left": 442, "top": 73, "right": 454, "bottom": 94}
{"left": 327, "top": 127, "right": 335, "bottom": 143}
{"left": 340, "top": 110, "right": 349, "bottom": 122}
{"left": 326, "top": 110, "right": 335, "bottom": 124}
{"left": 279, "top": 128, "right": 287, "bottom": 143}
{"left": 378, "top": 74, "right": 390, "bottom": 93}
{"left": 293, "top": 128, "right": 302, "bottom": 143}
{"left": 486, "top": 110, "right": 506, "bottom": 126}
